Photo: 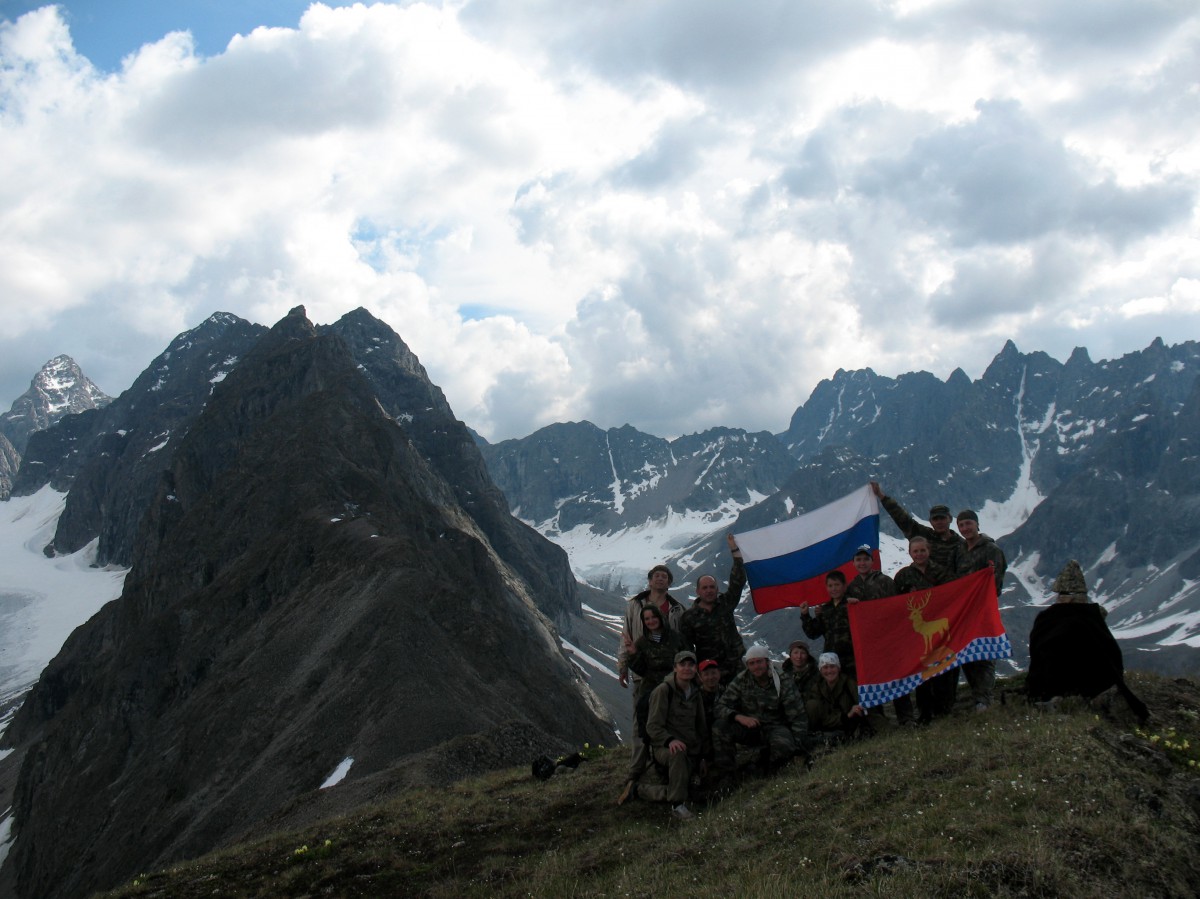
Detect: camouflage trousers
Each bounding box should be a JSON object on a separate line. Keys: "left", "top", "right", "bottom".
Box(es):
{"left": 712, "top": 718, "right": 798, "bottom": 769}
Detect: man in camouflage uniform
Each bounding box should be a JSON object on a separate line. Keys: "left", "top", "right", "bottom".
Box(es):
{"left": 712, "top": 644, "right": 808, "bottom": 774}
{"left": 950, "top": 509, "right": 1006, "bottom": 712}
{"left": 806, "top": 652, "right": 883, "bottom": 745}
{"left": 846, "top": 544, "right": 897, "bottom": 601}
{"left": 894, "top": 536, "right": 957, "bottom": 721}
{"left": 680, "top": 534, "right": 747, "bottom": 683}
{"left": 846, "top": 544, "right": 912, "bottom": 724}
{"left": 696, "top": 659, "right": 725, "bottom": 773}
{"left": 871, "top": 481, "right": 964, "bottom": 570}
{"left": 800, "top": 570, "right": 858, "bottom": 678}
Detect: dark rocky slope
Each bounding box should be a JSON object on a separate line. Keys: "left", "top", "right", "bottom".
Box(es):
{"left": 2, "top": 307, "right": 613, "bottom": 899}
{"left": 11, "top": 313, "right": 268, "bottom": 563}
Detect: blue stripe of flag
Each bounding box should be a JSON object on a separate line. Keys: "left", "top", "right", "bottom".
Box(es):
{"left": 742, "top": 514, "right": 879, "bottom": 589}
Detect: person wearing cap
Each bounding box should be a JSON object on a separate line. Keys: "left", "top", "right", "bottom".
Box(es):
{"left": 846, "top": 544, "right": 897, "bottom": 602}
{"left": 712, "top": 644, "right": 809, "bottom": 774}
{"left": 1025, "top": 561, "right": 1148, "bottom": 722}
{"left": 949, "top": 509, "right": 1007, "bottom": 712}
{"left": 781, "top": 640, "right": 819, "bottom": 700}
{"left": 697, "top": 659, "right": 726, "bottom": 721}
{"left": 627, "top": 650, "right": 709, "bottom": 820}
{"left": 799, "top": 570, "right": 859, "bottom": 678}
{"left": 680, "top": 534, "right": 748, "bottom": 683}
{"left": 870, "top": 482, "right": 964, "bottom": 570}
{"left": 846, "top": 544, "right": 913, "bottom": 724}
{"left": 805, "top": 652, "right": 881, "bottom": 745}
{"left": 894, "top": 536, "right": 957, "bottom": 722}
{"left": 696, "top": 659, "right": 726, "bottom": 774}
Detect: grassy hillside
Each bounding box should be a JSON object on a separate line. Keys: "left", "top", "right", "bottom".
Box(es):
{"left": 104, "top": 672, "right": 1200, "bottom": 898}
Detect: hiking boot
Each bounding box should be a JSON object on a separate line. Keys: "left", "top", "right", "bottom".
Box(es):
{"left": 974, "top": 701, "right": 990, "bottom": 713}
{"left": 616, "top": 780, "right": 637, "bottom": 806}
{"left": 671, "top": 803, "right": 694, "bottom": 820}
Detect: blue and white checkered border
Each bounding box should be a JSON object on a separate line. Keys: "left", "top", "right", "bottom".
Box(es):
{"left": 856, "top": 634, "right": 1012, "bottom": 708}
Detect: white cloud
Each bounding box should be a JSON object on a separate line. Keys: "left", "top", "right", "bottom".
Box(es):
{"left": 0, "top": 1, "right": 1198, "bottom": 441}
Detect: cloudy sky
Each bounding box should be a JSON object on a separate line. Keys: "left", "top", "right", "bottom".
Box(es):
{"left": 1, "top": 1, "right": 1197, "bottom": 441}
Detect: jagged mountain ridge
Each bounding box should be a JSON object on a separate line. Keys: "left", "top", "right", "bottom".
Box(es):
{"left": 326, "top": 310, "right": 580, "bottom": 628}
{"left": 9, "top": 308, "right": 578, "bottom": 629}
{"left": 482, "top": 338, "right": 1200, "bottom": 673}
{"left": 479, "top": 421, "right": 796, "bottom": 587}
{"left": 1, "top": 307, "right": 614, "bottom": 899}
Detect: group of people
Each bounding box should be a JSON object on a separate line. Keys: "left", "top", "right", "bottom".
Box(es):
{"left": 613, "top": 481, "right": 1136, "bottom": 820}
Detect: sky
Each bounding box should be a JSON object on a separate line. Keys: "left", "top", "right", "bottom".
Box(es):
{"left": 1, "top": 1, "right": 1197, "bottom": 442}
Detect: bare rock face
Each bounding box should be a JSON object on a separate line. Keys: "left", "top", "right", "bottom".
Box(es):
{"left": 323, "top": 308, "right": 582, "bottom": 629}
{"left": 0, "top": 354, "right": 110, "bottom": 456}
{"left": 0, "top": 431, "right": 17, "bottom": 500}
{"left": 11, "top": 313, "right": 269, "bottom": 564}
{"left": 4, "top": 307, "right": 613, "bottom": 899}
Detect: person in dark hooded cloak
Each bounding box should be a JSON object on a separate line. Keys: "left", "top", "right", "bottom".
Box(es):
{"left": 1025, "top": 560, "right": 1148, "bottom": 723}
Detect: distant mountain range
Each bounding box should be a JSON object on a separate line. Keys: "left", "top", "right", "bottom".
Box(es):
{"left": 479, "top": 338, "right": 1200, "bottom": 676}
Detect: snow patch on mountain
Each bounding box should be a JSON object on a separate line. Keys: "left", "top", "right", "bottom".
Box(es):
{"left": 546, "top": 493, "right": 767, "bottom": 588}
{"left": 0, "top": 487, "right": 127, "bottom": 720}
{"left": 977, "top": 367, "right": 1047, "bottom": 537}
{"left": 561, "top": 638, "right": 619, "bottom": 680}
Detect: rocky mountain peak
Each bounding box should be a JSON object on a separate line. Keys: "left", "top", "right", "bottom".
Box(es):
{"left": 1065, "top": 346, "right": 1093, "bottom": 369}
{"left": 0, "top": 354, "right": 110, "bottom": 455}
{"left": 946, "top": 367, "right": 971, "bottom": 388}
{"left": 3, "top": 308, "right": 613, "bottom": 899}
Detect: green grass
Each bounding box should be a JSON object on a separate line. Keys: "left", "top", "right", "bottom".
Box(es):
{"left": 105, "top": 671, "right": 1200, "bottom": 898}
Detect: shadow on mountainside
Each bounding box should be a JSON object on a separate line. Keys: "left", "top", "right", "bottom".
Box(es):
{"left": 102, "top": 671, "right": 1200, "bottom": 899}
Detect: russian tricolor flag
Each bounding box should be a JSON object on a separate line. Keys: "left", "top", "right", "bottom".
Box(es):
{"left": 734, "top": 485, "right": 880, "bottom": 614}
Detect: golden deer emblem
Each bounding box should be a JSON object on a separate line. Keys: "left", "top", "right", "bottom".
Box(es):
{"left": 907, "top": 591, "right": 950, "bottom": 656}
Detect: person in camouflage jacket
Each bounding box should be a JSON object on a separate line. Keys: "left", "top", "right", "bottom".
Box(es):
{"left": 950, "top": 509, "right": 1007, "bottom": 711}
{"left": 871, "top": 481, "right": 964, "bottom": 570}
{"left": 800, "top": 570, "right": 858, "bottom": 678}
{"left": 847, "top": 545, "right": 912, "bottom": 724}
{"left": 781, "top": 640, "right": 819, "bottom": 700}
{"left": 894, "top": 536, "right": 957, "bottom": 721}
{"left": 712, "top": 645, "right": 808, "bottom": 772}
{"left": 846, "top": 545, "right": 897, "bottom": 601}
{"left": 627, "top": 604, "right": 687, "bottom": 701}
{"left": 806, "top": 652, "right": 883, "bottom": 745}
{"left": 680, "top": 534, "right": 747, "bottom": 683}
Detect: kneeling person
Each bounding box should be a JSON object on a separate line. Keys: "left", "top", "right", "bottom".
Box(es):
{"left": 713, "top": 644, "right": 808, "bottom": 774}
{"left": 638, "top": 650, "right": 708, "bottom": 820}
{"left": 806, "top": 652, "right": 883, "bottom": 746}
